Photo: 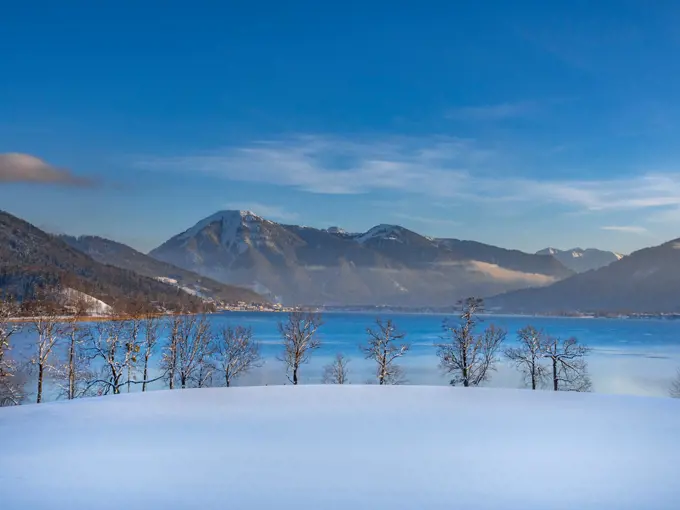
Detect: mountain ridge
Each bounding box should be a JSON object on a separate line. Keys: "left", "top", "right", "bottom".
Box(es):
{"left": 490, "top": 238, "right": 680, "bottom": 313}
{"left": 536, "top": 247, "right": 622, "bottom": 273}
{"left": 59, "top": 234, "right": 266, "bottom": 305}
{"left": 149, "top": 210, "right": 575, "bottom": 306}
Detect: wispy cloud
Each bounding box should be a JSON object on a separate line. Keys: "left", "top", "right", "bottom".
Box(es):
{"left": 601, "top": 226, "right": 648, "bottom": 235}
{"left": 392, "top": 213, "right": 460, "bottom": 228}
{"left": 223, "top": 202, "right": 299, "bottom": 222}
{"left": 0, "top": 153, "right": 92, "bottom": 186}
{"left": 446, "top": 101, "right": 539, "bottom": 121}
{"left": 137, "top": 134, "right": 680, "bottom": 216}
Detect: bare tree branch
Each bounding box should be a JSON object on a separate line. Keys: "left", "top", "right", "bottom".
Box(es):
{"left": 322, "top": 353, "right": 350, "bottom": 384}
{"left": 504, "top": 325, "right": 548, "bottom": 390}
{"left": 27, "top": 292, "right": 65, "bottom": 403}
{"left": 168, "top": 315, "right": 212, "bottom": 388}
{"left": 0, "top": 297, "right": 25, "bottom": 406}
{"left": 543, "top": 336, "right": 592, "bottom": 392}
{"left": 361, "top": 318, "right": 409, "bottom": 385}
{"left": 213, "top": 325, "right": 262, "bottom": 387}
{"left": 277, "top": 311, "right": 323, "bottom": 385}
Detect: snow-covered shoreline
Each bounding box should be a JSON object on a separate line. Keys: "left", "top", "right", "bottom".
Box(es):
{"left": 1, "top": 385, "right": 679, "bottom": 510}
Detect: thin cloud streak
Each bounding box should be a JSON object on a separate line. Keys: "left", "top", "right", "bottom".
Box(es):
{"left": 137, "top": 134, "right": 680, "bottom": 215}
{"left": 446, "top": 100, "right": 539, "bottom": 120}
{"left": 601, "top": 226, "right": 648, "bottom": 234}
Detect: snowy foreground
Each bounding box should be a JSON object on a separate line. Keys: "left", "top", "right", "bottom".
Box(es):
{"left": 1, "top": 387, "right": 680, "bottom": 510}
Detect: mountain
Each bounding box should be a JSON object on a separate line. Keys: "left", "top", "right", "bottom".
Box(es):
{"left": 490, "top": 239, "right": 680, "bottom": 314}
{"left": 149, "top": 210, "right": 573, "bottom": 306}
{"left": 536, "top": 247, "right": 623, "bottom": 273}
{"left": 0, "top": 210, "right": 211, "bottom": 313}
{"left": 59, "top": 235, "right": 265, "bottom": 305}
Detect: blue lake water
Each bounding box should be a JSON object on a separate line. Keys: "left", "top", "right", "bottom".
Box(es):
{"left": 13, "top": 312, "right": 680, "bottom": 400}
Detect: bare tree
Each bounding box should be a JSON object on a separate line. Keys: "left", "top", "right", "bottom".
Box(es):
{"left": 278, "top": 311, "right": 323, "bottom": 385}
{"left": 29, "top": 300, "right": 64, "bottom": 403}
{"left": 670, "top": 369, "right": 680, "bottom": 398}
{"left": 361, "top": 319, "right": 409, "bottom": 385}
{"left": 0, "top": 297, "right": 24, "bottom": 405}
{"left": 322, "top": 353, "right": 350, "bottom": 384}
{"left": 161, "top": 314, "right": 182, "bottom": 389}
{"left": 123, "top": 316, "right": 142, "bottom": 393}
{"left": 213, "top": 325, "right": 262, "bottom": 387}
{"left": 174, "top": 314, "right": 213, "bottom": 389}
{"left": 58, "top": 302, "right": 93, "bottom": 400}
{"left": 543, "top": 336, "right": 592, "bottom": 392}
{"left": 84, "top": 315, "right": 161, "bottom": 395}
{"left": 437, "top": 297, "right": 506, "bottom": 387}
{"left": 141, "top": 313, "right": 162, "bottom": 392}
{"left": 505, "top": 325, "right": 547, "bottom": 390}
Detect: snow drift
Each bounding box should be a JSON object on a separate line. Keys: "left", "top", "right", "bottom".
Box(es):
{"left": 1, "top": 386, "right": 679, "bottom": 510}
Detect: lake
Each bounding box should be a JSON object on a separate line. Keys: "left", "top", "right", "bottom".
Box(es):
{"left": 12, "top": 312, "right": 680, "bottom": 399}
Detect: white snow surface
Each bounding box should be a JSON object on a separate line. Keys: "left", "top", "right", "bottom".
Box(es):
{"left": 61, "top": 288, "right": 112, "bottom": 315}
{"left": 1, "top": 386, "right": 679, "bottom": 510}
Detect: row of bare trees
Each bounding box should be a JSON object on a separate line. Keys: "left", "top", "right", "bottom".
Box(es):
{"left": 295, "top": 298, "right": 593, "bottom": 392}
{"left": 11, "top": 295, "right": 680, "bottom": 403}
{"left": 0, "top": 299, "right": 265, "bottom": 405}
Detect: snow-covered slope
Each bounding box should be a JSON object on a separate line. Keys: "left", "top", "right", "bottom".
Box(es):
{"left": 1, "top": 386, "right": 679, "bottom": 510}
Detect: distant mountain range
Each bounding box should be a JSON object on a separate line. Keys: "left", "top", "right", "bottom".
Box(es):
{"left": 0, "top": 210, "right": 264, "bottom": 313}
{"left": 490, "top": 239, "right": 680, "bottom": 314}
{"left": 60, "top": 235, "right": 264, "bottom": 304}
{"left": 536, "top": 247, "right": 623, "bottom": 273}
{"left": 6, "top": 207, "right": 674, "bottom": 314}
{"left": 149, "top": 210, "right": 574, "bottom": 306}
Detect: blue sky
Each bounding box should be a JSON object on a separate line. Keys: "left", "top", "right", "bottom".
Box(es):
{"left": 2, "top": 0, "right": 680, "bottom": 254}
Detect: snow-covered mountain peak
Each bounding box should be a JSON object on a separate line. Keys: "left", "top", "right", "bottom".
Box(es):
{"left": 326, "top": 226, "right": 347, "bottom": 234}
{"left": 177, "top": 210, "right": 270, "bottom": 248}
{"left": 356, "top": 224, "right": 406, "bottom": 244}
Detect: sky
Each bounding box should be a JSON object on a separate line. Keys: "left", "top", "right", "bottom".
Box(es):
{"left": 2, "top": 0, "right": 680, "bottom": 254}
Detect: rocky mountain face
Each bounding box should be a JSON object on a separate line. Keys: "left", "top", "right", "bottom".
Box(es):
{"left": 60, "top": 235, "right": 265, "bottom": 304}
{"left": 0, "top": 210, "right": 210, "bottom": 312}
{"left": 536, "top": 247, "right": 623, "bottom": 273}
{"left": 490, "top": 239, "right": 680, "bottom": 314}
{"left": 149, "top": 210, "right": 574, "bottom": 306}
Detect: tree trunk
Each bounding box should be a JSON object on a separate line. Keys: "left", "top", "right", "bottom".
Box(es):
{"left": 142, "top": 357, "right": 149, "bottom": 392}
{"left": 37, "top": 363, "right": 44, "bottom": 403}
{"left": 461, "top": 340, "right": 469, "bottom": 387}
{"left": 226, "top": 373, "right": 230, "bottom": 387}
{"left": 181, "top": 374, "right": 187, "bottom": 389}
{"left": 293, "top": 365, "right": 298, "bottom": 385}
{"left": 531, "top": 365, "right": 536, "bottom": 390}
{"left": 68, "top": 339, "right": 76, "bottom": 399}
{"left": 553, "top": 358, "right": 558, "bottom": 391}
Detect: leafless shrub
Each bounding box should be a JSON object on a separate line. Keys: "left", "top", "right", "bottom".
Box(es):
{"left": 322, "top": 353, "right": 350, "bottom": 384}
